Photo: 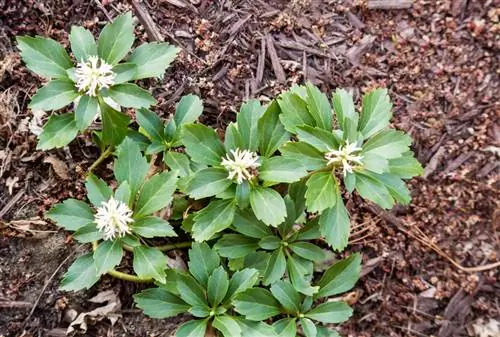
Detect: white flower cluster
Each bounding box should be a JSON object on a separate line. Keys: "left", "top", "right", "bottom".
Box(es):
{"left": 94, "top": 197, "right": 134, "bottom": 240}
{"left": 75, "top": 56, "right": 115, "bottom": 96}
{"left": 221, "top": 148, "right": 260, "bottom": 184}
{"left": 325, "top": 140, "right": 363, "bottom": 177}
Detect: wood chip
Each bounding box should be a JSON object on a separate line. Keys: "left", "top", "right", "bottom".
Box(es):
{"left": 442, "top": 151, "right": 475, "bottom": 174}
{"left": 129, "top": 0, "right": 163, "bottom": 41}
{"left": 346, "top": 35, "right": 375, "bottom": 66}
{"left": 228, "top": 15, "right": 251, "bottom": 37}
{"left": 266, "top": 35, "right": 286, "bottom": 83}
{"left": 367, "top": 0, "right": 413, "bottom": 10}
{"left": 43, "top": 155, "right": 69, "bottom": 180}
{"left": 423, "top": 147, "right": 446, "bottom": 178}
{"left": 256, "top": 38, "right": 266, "bottom": 85}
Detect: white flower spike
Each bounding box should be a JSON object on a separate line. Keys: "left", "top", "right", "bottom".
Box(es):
{"left": 75, "top": 56, "right": 115, "bottom": 96}
{"left": 221, "top": 148, "right": 261, "bottom": 184}
{"left": 324, "top": 140, "right": 363, "bottom": 177}
{"left": 94, "top": 197, "right": 134, "bottom": 240}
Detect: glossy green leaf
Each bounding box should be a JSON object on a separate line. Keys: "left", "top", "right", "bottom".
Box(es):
{"left": 213, "top": 315, "right": 242, "bottom": 337}
{"left": 207, "top": 266, "right": 229, "bottom": 307}
{"left": 37, "top": 113, "right": 79, "bottom": 150}
{"left": 306, "top": 301, "right": 353, "bottom": 324}
{"left": 133, "top": 246, "right": 167, "bottom": 282}
{"left": 296, "top": 125, "right": 338, "bottom": 152}
{"left": 108, "top": 83, "right": 156, "bottom": 108}
{"left": 85, "top": 174, "right": 112, "bottom": 207}
{"left": 114, "top": 181, "right": 131, "bottom": 205}
{"left": 225, "top": 268, "right": 259, "bottom": 300}
{"left": 114, "top": 137, "right": 149, "bottom": 197}
{"left": 259, "top": 157, "right": 308, "bottom": 183}
{"left": 183, "top": 124, "right": 225, "bottom": 165}
{"left": 164, "top": 151, "right": 192, "bottom": 177}
{"left": 278, "top": 90, "right": 315, "bottom": 133}
{"left": 237, "top": 99, "right": 265, "bottom": 151}
{"left": 300, "top": 318, "right": 317, "bottom": 337}
{"left": 289, "top": 242, "right": 325, "bottom": 261}
{"left": 46, "top": 199, "right": 94, "bottom": 231}
{"left": 354, "top": 172, "right": 394, "bottom": 209}
{"left": 69, "top": 26, "right": 97, "bottom": 62}
{"left": 176, "top": 273, "right": 207, "bottom": 307}
{"left": 273, "top": 318, "right": 297, "bottom": 337}
{"left": 258, "top": 101, "right": 291, "bottom": 157}
{"left": 233, "top": 210, "right": 272, "bottom": 238}
{"left": 258, "top": 235, "right": 281, "bottom": 250}
{"left": 131, "top": 216, "right": 177, "bottom": 238}
{"left": 305, "top": 172, "right": 338, "bottom": 214}
{"left": 224, "top": 122, "right": 244, "bottom": 151}
{"left": 72, "top": 223, "right": 102, "bottom": 243}
{"left": 388, "top": 151, "right": 423, "bottom": 179}
{"left": 332, "top": 88, "right": 358, "bottom": 142}
{"left": 112, "top": 62, "right": 138, "bottom": 84}
{"left": 215, "top": 234, "right": 258, "bottom": 258}
{"left": 279, "top": 141, "right": 327, "bottom": 170}
{"left": 188, "top": 242, "right": 220, "bottom": 286}
{"left": 319, "top": 192, "right": 350, "bottom": 251}
{"left": 233, "top": 288, "right": 281, "bottom": 321}
{"left": 317, "top": 253, "right": 361, "bottom": 299}
{"left": 134, "top": 288, "right": 189, "bottom": 319}
{"left": 75, "top": 95, "right": 99, "bottom": 131}
{"left": 127, "top": 42, "right": 180, "bottom": 80}
{"left": 174, "top": 94, "right": 203, "bottom": 126}
{"left": 176, "top": 319, "right": 208, "bottom": 337}
{"left": 185, "top": 167, "right": 232, "bottom": 199}
{"left": 263, "top": 248, "right": 286, "bottom": 285}
{"left": 98, "top": 12, "right": 134, "bottom": 65}
{"left": 270, "top": 280, "right": 301, "bottom": 313}
{"left": 134, "top": 171, "right": 178, "bottom": 217}
{"left": 136, "top": 107, "right": 164, "bottom": 142}
{"left": 192, "top": 199, "right": 236, "bottom": 241}
{"left": 287, "top": 255, "right": 318, "bottom": 296}
{"left": 100, "top": 100, "right": 130, "bottom": 146}
{"left": 250, "top": 186, "right": 286, "bottom": 227}
{"left": 361, "top": 130, "right": 412, "bottom": 159}
{"left": 30, "top": 79, "right": 79, "bottom": 111}
{"left": 60, "top": 253, "right": 99, "bottom": 291}
{"left": 93, "top": 240, "right": 123, "bottom": 275}
{"left": 305, "top": 83, "right": 332, "bottom": 130}
{"left": 359, "top": 88, "right": 392, "bottom": 139}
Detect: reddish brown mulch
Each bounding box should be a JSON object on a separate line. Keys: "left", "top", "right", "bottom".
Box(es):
{"left": 0, "top": 1, "right": 498, "bottom": 336}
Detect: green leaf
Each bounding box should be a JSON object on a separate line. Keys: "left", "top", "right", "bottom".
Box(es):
{"left": 37, "top": 113, "right": 79, "bottom": 150}
{"left": 127, "top": 42, "right": 180, "bottom": 80}
{"left": 131, "top": 216, "right": 177, "bottom": 238}
{"left": 133, "top": 246, "right": 167, "bottom": 282}
{"left": 289, "top": 242, "right": 325, "bottom": 261}
{"left": 207, "top": 266, "right": 229, "bottom": 307}
{"left": 85, "top": 174, "right": 112, "bottom": 207}
{"left": 233, "top": 288, "right": 281, "bottom": 321}
{"left": 134, "top": 288, "right": 189, "bottom": 319}
{"left": 46, "top": 199, "right": 94, "bottom": 231}
{"left": 305, "top": 172, "right": 338, "bottom": 214}
{"left": 93, "top": 240, "right": 123, "bottom": 275}
{"left": 108, "top": 83, "right": 156, "bottom": 108}
{"left": 100, "top": 100, "right": 130, "bottom": 146}
{"left": 278, "top": 91, "right": 315, "bottom": 133}
{"left": 60, "top": 253, "right": 99, "bottom": 291}
{"left": 317, "top": 253, "right": 361, "bottom": 299}
{"left": 72, "top": 223, "right": 102, "bottom": 243}
{"left": 136, "top": 108, "right": 164, "bottom": 142}
{"left": 354, "top": 172, "right": 394, "bottom": 209}
{"left": 233, "top": 210, "right": 272, "bottom": 238}
{"left": 279, "top": 141, "right": 327, "bottom": 170}
{"left": 114, "top": 137, "right": 149, "bottom": 197}
{"left": 176, "top": 273, "right": 207, "bottom": 307}
{"left": 361, "top": 130, "right": 412, "bottom": 159}
{"left": 174, "top": 94, "right": 203, "bottom": 126}
{"left": 259, "top": 157, "right": 308, "bottom": 183}
{"left": 189, "top": 306, "right": 211, "bottom": 318}
{"left": 300, "top": 318, "right": 317, "bottom": 337}
{"left": 389, "top": 151, "right": 423, "bottom": 179}
{"left": 112, "top": 62, "right": 138, "bottom": 84}
{"left": 75, "top": 95, "right": 99, "bottom": 131}
{"left": 305, "top": 83, "right": 332, "bottom": 130}
{"left": 332, "top": 89, "right": 358, "bottom": 142}
{"left": 250, "top": 186, "right": 286, "bottom": 227}
{"left": 187, "top": 242, "right": 220, "bottom": 286}
{"left": 176, "top": 319, "right": 208, "bottom": 337}
{"left": 225, "top": 268, "right": 259, "bottom": 300}
{"left": 236, "top": 181, "right": 251, "bottom": 209}
{"left": 237, "top": 318, "right": 278, "bottom": 337}
{"left": 164, "top": 151, "right": 192, "bottom": 177}
{"left": 30, "top": 79, "right": 79, "bottom": 111}
{"left": 296, "top": 125, "right": 338, "bottom": 152}
{"left": 186, "top": 167, "right": 232, "bottom": 200}
{"left": 273, "top": 318, "right": 297, "bottom": 337}
{"left": 319, "top": 192, "right": 350, "bottom": 251}
{"left": 98, "top": 12, "right": 134, "bottom": 65}
{"left": 258, "top": 235, "right": 281, "bottom": 250}
{"left": 215, "top": 234, "right": 258, "bottom": 258}
{"left": 361, "top": 153, "right": 389, "bottom": 174}
{"left": 263, "top": 248, "right": 286, "bottom": 285}
{"left": 306, "top": 302, "right": 353, "bottom": 324}
{"left": 224, "top": 122, "right": 244, "bottom": 151}
{"left": 237, "top": 99, "right": 265, "bottom": 151}
{"left": 317, "top": 327, "right": 341, "bottom": 337}
{"left": 192, "top": 199, "right": 236, "bottom": 242}
{"left": 258, "top": 101, "right": 291, "bottom": 157}
{"left": 134, "top": 171, "right": 178, "bottom": 217}
{"left": 359, "top": 88, "right": 392, "bottom": 139}
{"left": 69, "top": 26, "right": 97, "bottom": 62}
{"left": 213, "top": 315, "right": 242, "bottom": 337}
{"left": 115, "top": 181, "right": 132, "bottom": 205}
{"left": 270, "top": 280, "right": 301, "bottom": 313}
{"left": 17, "top": 36, "right": 73, "bottom": 79}
{"left": 287, "top": 255, "right": 318, "bottom": 296}
{"left": 183, "top": 124, "right": 225, "bottom": 165}
{"left": 374, "top": 172, "right": 411, "bottom": 205}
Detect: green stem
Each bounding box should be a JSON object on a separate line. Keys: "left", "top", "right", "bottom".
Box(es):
{"left": 87, "top": 146, "right": 114, "bottom": 174}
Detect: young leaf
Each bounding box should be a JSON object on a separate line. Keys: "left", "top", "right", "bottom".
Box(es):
{"left": 305, "top": 302, "right": 353, "bottom": 324}
{"left": 75, "top": 95, "right": 99, "bottom": 131}
{"left": 300, "top": 318, "right": 317, "bottom": 337}
{"left": 233, "top": 210, "right": 273, "bottom": 239}
{"left": 131, "top": 216, "right": 177, "bottom": 238}
{"left": 262, "top": 248, "right": 286, "bottom": 285}
{"left": 225, "top": 268, "right": 260, "bottom": 300}
{"left": 279, "top": 141, "right": 327, "bottom": 170}
{"left": 319, "top": 192, "right": 350, "bottom": 251}
{"left": 359, "top": 88, "right": 392, "bottom": 139}
{"left": 192, "top": 199, "right": 236, "bottom": 242}
{"left": 60, "top": 253, "right": 99, "bottom": 291}
{"left": 185, "top": 167, "right": 232, "bottom": 199}
{"left": 259, "top": 157, "right": 308, "bottom": 183}
{"left": 233, "top": 288, "right": 281, "bottom": 321}
{"left": 114, "top": 137, "right": 149, "bottom": 198}
{"left": 100, "top": 100, "right": 130, "bottom": 146}
{"left": 270, "top": 281, "right": 301, "bottom": 313}
{"left": 85, "top": 174, "right": 112, "bottom": 207}
{"left": 37, "top": 113, "right": 79, "bottom": 150}
{"left": 133, "top": 246, "right": 167, "bottom": 282}
{"left": 136, "top": 108, "right": 164, "bottom": 142}
{"left": 29, "top": 79, "right": 79, "bottom": 111}
{"left": 183, "top": 124, "right": 226, "bottom": 165}
{"left": 289, "top": 242, "right": 325, "bottom": 261}
{"left": 164, "top": 151, "right": 192, "bottom": 177}
{"left": 176, "top": 319, "right": 208, "bottom": 337}
{"left": 17, "top": 36, "right": 73, "bottom": 79}
{"left": 258, "top": 101, "right": 291, "bottom": 157}
{"left": 93, "top": 240, "right": 123, "bottom": 275}
{"left": 215, "top": 234, "right": 259, "bottom": 258}
{"left": 72, "top": 223, "right": 102, "bottom": 243}
{"left": 361, "top": 130, "right": 411, "bottom": 159}
{"left": 127, "top": 42, "right": 180, "bottom": 80}
{"left": 250, "top": 186, "right": 287, "bottom": 227}
{"left": 332, "top": 89, "right": 358, "bottom": 142}
{"left": 354, "top": 172, "right": 394, "bottom": 209}
{"left": 107, "top": 83, "right": 156, "bottom": 108}
{"left": 207, "top": 266, "right": 229, "bottom": 307}
{"left": 46, "top": 199, "right": 94, "bottom": 231}
{"left": 174, "top": 94, "right": 203, "bottom": 126}
{"left": 69, "top": 26, "right": 97, "bottom": 62}
{"left": 316, "top": 253, "right": 361, "bottom": 299}
{"left": 237, "top": 99, "right": 265, "bottom": 151}
{"left": 134, "top": 171, "right": 178, "bottom": 217}
{"left": 296, "top": 125, "right": 338, "bottom": 153}
{"left": 98, "top": 12, "right": 134, "bottom": 65}
{"left": 224, "top": 122, "right": 244, "bottom": 151}
{"left": 278, "top": 91, "right": 315, "bottom": 133}
{"left": 134, "top": 288, "right": 189, "bottom": 319}
{"left": 213, "top": 315, "right": 242, "bottom": 337}
{"left": 305, "top": 83, "right": 333, "bottom": 131}
{"left": 188, "top": 242, "right": 220, "bottom": 286}
{"left": 114, "top": 181, "right": 132, "bottom": 205}
{"left": 176, "top": 274, "right": 207, "bottom": 307}
{"left": 305, "top": 172, "right": 338, "bottom": 214}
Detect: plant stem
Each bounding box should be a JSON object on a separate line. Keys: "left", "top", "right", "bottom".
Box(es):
{"left": 87, "top": 146, "right": 114, "bottom": 174}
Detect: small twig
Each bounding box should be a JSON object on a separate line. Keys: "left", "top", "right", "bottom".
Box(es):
{"left": 128, "top": 0, "right": 163, "bottom": 42}
{"left": 0, "top": 189, "right": 24, "bottom": 219}
{"left": 0, "top": 300, "right": 32, "bottom": 309}
{"left": 266, "top": 35, "right": 286, "bottom": 83}
{"left": 93, "top": 0, "right": 113, "bottom": 21}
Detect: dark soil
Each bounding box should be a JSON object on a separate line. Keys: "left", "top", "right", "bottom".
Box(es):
{"left": 0, "top": 0, "right": 499, "bottom": 336}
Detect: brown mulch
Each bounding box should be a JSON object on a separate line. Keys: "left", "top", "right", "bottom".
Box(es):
{"left": 0, "top": 0, "right": 498, "bottom": 336}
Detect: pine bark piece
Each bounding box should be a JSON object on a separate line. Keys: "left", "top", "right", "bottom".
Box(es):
{"left": 367, "top": 0, "right": 413, "bottom": 10}
{"left": 266, "top": 35, "right": 286, "bottom": 83}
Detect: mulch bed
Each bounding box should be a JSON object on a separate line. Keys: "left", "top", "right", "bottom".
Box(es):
{"left": 0, "top": 0, "right": 498, "bottom": 336}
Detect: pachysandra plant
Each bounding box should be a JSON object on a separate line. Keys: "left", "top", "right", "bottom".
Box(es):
{"left": 17, "top": 12, "right": 180, "bottom": 150}
{"left": 23, "top": 13, "right": 423, "bottom": 335}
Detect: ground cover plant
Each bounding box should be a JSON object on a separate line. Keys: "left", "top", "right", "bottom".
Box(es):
{"left": 18, "top": 11, "right": 422, "bottom": 337}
